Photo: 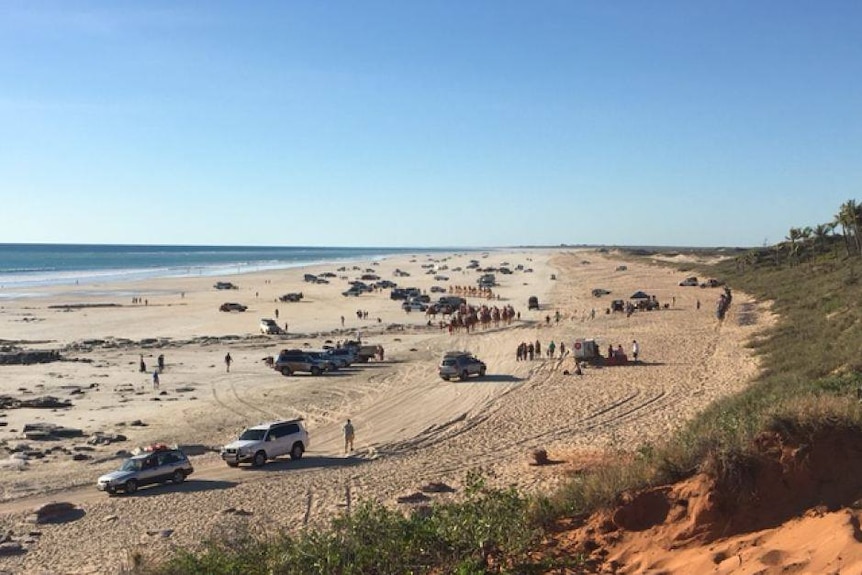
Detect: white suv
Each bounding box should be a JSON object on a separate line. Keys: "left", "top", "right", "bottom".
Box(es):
{"left": 220, "top": 419, "right": 309, "bottom": 467}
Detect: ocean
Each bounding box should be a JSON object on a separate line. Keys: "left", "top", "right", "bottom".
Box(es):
{"left": 0, "top": 244, "right": 460, "bottom": 298}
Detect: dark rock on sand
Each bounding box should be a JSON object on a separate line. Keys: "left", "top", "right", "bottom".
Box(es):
{"left": 23, "top": 423, "right": 84, "bottom": 440}
{"left": 27, "top": 502, "right": 85, "bottom": 524}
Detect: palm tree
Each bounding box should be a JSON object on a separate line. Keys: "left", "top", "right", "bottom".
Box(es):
{"left": 786, "top": 227, "right": 803, "bottom": 266}
{"left": 834, "top": 201, "right": 857, "bottom": 257}
{"left": 812, "top": 223, "right": 833, "bottom": 254}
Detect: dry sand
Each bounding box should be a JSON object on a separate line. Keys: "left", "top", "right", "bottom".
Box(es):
{"left": 0, "top": 249, "right": 770, "bottom": 574}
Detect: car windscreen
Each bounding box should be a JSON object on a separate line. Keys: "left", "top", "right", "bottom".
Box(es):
{"left": 239, "top": 429, "right": 266, "bottom": 441}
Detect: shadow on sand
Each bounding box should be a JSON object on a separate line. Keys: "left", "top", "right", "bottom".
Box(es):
{"left": 129, "top": 479, "right": 238, "bottom": 498}
{"left": 238, "top": 455, "right": 366, "bottom": 473}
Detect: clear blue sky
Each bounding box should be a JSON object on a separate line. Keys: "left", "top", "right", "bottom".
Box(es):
{"left": 2, "top": 2, "right": 860, "bottom": 248}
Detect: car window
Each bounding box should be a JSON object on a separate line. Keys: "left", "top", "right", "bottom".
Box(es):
{"left": 240, "top": 429, "right": 266, "bottom": 441}
{"left": 285, "top": 423, "right": 299, "bottom": 434}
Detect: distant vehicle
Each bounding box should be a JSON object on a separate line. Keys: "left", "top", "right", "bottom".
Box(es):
{"left": 304, "top": 351, "right": 339, "bottom": 371}
{"left": 438, "top": 352, "right": 486, "bottom": 381}
{"left": 434, "top": 275, "right": 449, "bottom": 281}
{"left": 700, "top": 278, "right": 724, "bottom": 288}
{"left": 592, "top": 288, "right": 611, "bottom": 297}
{"left": 303, "top": 274, "right": 318, "bottom": 283}
{"left": 342, "top": 287, "right": 363, "bottom": 297}
{"left": 278, "top": 292, "right": 303, "bottom": 302}
{"left": 273, "top": 349, "right": 330, "bottom": 376}
{"left": 260, "top": 318, "right": 283, "bottom": 334}
{"left": 213, "top": 282, "right": 238, "bottom": 290}
{"left": 610, "top": 299, "right": 625, "bottom": 312}
{"left": 360, "top": 274, "right": 380, "bottom": 281}
{"left": 96, "top": 446, "right": 193, "bottom": 495}
{"left": 220, "top": 419, "right": 308, "bottom": 468}
{"left": 319, "top": 272, "right": 337, "bottom": 278}
{"left": 375, "top": 280, "right": 397, "bottom": 289}
{"left": 430, "top": 285, "right": 446, "bottom": 293}
{"left": 679, "top": 276, "right": 699, "bottom": 287}
{"left": 219, "top": 302, "right": 247, "bottom": 312}
{"left": 528, "top": 296, "right": 539, "bottom": 310}
{"left": 324, "top": 348, "right": 355, "bottom": 367}
{"left": 402, "top": 301, "right": 428, "bottom": 312}
{"left": 616, "top": 265, "right": 628, "bottom": 272}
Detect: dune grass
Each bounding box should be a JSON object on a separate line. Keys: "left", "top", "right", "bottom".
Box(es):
{"left": 133, "top": 245, "right": 862, "bottom": 574}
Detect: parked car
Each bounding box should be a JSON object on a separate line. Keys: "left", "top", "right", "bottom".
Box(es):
{"left": 591, "top": 288, "right": 611, "bottom": 297}
{"left": 402, "top": 301, "right": 428, "bottom": 312}
{"left": 342, "top": 287, "right": 362, "bottom": 297}
{"left": 220, "top": 302, "right": 247, "bottom": 312}
{"left": 434, "top": 275, "right": 449, "bottom": 281}
{"left": 438, "top": 352, "right": 487, "bottom": 381}
{"left": 260, "top": 318, "right": 283, "bottom": 334}
{"left": 528, "top": 296, "right": 539, "bottom": 310}
{"left": 273, "top": 349, "right": 330, "bottom": 376}
{"left": 279, "top": 292, "right": 303, "bottom": 302}
{"left": 213, "top": 281, "right": 238, "bottom": 290}
{"left": 679, "top": 276, "right": 699, "bottom": 286}
{"left": 430, "top": 285, "right": 446, "bottom": 293}
{"left": 324, "top": 348, "right": 355, "bottom": 367}
{"left": 96, "top": 445, "right": 193, "bottom": 495}
{"left": 700, "top": 278, "right": 724, "bottom": 288}
{"left": 220, "top": 419, "right": 309, "bottom": 468}
{"left": 304, "top": 351, "right": 339, "bottom": 371}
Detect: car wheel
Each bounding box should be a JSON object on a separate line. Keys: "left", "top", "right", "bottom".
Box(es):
{"left": 479, "top": 367, "right": 486, "bottom": 377}
{"left": 311, "top": 366, "right": 321, "bottom": 376}
{"left": 253, "top": 451, "right": 267, "bottom": 467}
{"left": 290, "top": 443, "right": 304, "bottom": 460}
{"left": 441, "top": 376, "right": 449, "bottom": 381}
{"left": 172, "top": 470, "right": 186, "bottom": 484}
{"left": 226, "top": 461, "right": 239, "bottom": 468}
{"left": 124, "top": 479, "right": 138, "bottom": 494}
{"left": 281, "top": 366, "right": 292, "bottom": 376}
{"left": 459, "top": 370, "right": 469, "bottom": 381}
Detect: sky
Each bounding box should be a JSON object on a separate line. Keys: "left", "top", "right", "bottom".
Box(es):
{"left": 1, "top": 2, "right": 860, "bottom": 248}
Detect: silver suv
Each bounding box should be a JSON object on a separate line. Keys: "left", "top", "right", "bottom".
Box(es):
{"left": 220, "top": 419, "right": 309, "bottom": 467}
{"left": 96, "top": 446, "right": 193, "bottom": 495}
{"left": 438, "top": 352, "right": 487, "bottom": 381}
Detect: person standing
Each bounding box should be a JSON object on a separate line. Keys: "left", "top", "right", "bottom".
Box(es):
{"left": 343, "top": 419, "right": 355, "bottom": 453}
{"left": 224, "top": 352, "right": 233, "bottom": 373}
{"left": 157, "top": 354, "right": 165, "bottom": 373}
{"left": 152, "top": 369, "right": 160, "bottom": 390}
{"left": 632, "top": 340, "right": 640, "bottom": 363}
{"left": 139, "top": 354, "right": 147, "bottom": 373}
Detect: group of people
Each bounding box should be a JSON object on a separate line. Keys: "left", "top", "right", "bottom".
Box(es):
{"left": 516, "top": 339, "right": 570, "bottom": 361}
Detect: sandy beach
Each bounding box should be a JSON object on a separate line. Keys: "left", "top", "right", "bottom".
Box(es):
{"left": 0, "top": 248, "right": 770, "bottom": 574}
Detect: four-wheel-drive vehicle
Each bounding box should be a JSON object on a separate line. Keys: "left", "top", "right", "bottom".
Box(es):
{"left": 430, "top": 285, "right": 446, "bottom": 293}
{"left": 274, "top": 349, "right": 330, "bottom": 376}
{"left": 214, "top": 281, "right": 238, "bottom": 290}
{"left": 439, "top": 352, "right": 487, "bottom": 381}
{"left": 260, "top": 318, "right": 283, "bottom": 334}
{"left": 304, "top": 351, "right": 339, "bottom": 371}
{"left": 679, "top": 276, "right": 699, "bottom": 286}
{"left": 402, "top": 301, "right": 428, "bottom": 312}
{"left": 96, "top": 445, "right": 193, "bottom": 495}
{"left": 610, "top": 299, "right": 625, "bottom": 312}
{"left": 528, "top": 296, "right": 539, "bottom": 310}
{"left": 278, "top": 292, "right": 303, "bottom": 302}
{"left": 325, "top": 347, "right": 356, "bottom": 367}
{"left": 220, "top": 302, "right": 248, "bottom": 312}
{"left": 591, "top": 288, "right": 611, "bottom": 297}
{"left": 220, "top": 419, "right": 308, "bottom": 467}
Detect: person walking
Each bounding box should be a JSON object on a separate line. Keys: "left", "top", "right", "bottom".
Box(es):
{"left": 224, "top": 352, "right": 233, "bottom": 373}
{"left": 632, "top": 340, "right": 640, "bottom": 363}
{"left": 343, "top": 419, "right": 355, "bottom": 453}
